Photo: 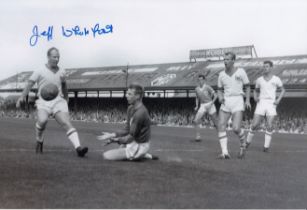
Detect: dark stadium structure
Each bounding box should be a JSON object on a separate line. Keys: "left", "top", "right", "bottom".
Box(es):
{"left": 1, "top": 54, "right": 307, "bottom": 97}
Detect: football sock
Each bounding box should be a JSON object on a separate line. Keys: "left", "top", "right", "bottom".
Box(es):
{"left": 195, "top": 124, "right": 201, "bottom": 139}
{"left": 218, "top": 131, "right": 228, "bottom": 155}
{"left": 238, "top": 129, "right": 246, "bottom": 148}
{"left": 35, "top": 123, "right": 45, "bottom": 142}
{"left": 67, "top": 128, "right": 81, "bottom": 149}
{"left": 246, "top": 128, "right": 255, "bottom": 144}
{"left": 264, "top": 131, "right": 272, "bottom": 148}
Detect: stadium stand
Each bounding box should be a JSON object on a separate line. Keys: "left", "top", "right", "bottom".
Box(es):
{"left": 1, "top": 55, "right": 307, "bottom": 91}
{"left": 1, "top": 96, "right": 306, "bottom": 134}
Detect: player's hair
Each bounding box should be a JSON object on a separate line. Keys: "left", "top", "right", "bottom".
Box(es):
{"left": 263, "top": 60, "right": 273, "bottom": 67}
{"left": 224, "top": 52, "right": 236, "bottom": 60}
{"left": 198, "top": 74, "right": 206, "bottom": 79}
{"left": 47, "top": 47, "right": 59, "bottom": 56}
{"left": 129, "top": 83, "right": 144, "bottom": 98}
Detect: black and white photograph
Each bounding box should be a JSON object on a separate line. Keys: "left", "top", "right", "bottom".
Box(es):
{"left": 0, "top": 0, "right": 307, "bottom": 208}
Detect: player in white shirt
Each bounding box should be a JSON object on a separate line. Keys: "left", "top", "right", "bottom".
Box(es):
{"left": 193, "top": 74, "right": 218, "bottom": 141}
{"left": 246, "top": 60, "right": 285, "bottom": 152}
{"left": 16, "top": 47, "right": 88, "bottom": 157}
{"left": 217, "top": 52, "right": 251, "bottom": 159}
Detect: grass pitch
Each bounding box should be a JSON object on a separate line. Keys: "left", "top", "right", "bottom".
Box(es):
{"left": 0, "top": 118, "right": 306, "bottom": 208}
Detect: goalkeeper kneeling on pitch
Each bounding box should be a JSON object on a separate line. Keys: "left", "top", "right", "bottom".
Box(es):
{"left": 97, "top": 83, "right": 158, "bottom": 161}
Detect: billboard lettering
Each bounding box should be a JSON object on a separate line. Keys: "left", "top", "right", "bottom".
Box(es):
{"left": 190, "top": 45, "right": 253, "bottom": 60}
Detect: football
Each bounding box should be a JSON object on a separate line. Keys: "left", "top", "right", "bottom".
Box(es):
{"left": 40, "top": 83, "right": 59, "bottom": 101}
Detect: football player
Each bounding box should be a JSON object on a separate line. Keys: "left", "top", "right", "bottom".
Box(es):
{"left": 217, "top": 52, "right": 251, "bottom": 159}
{"left": 98, "top": 83, "right": 158, "bottom": 161}
{"left": 16, "top": 47, "right": 88, "bottom": 157}
{"left": 246, "top": 60, "right": 285, "bottom": 152}
{"left": 193, "top": 74, "right": 218, "bottom": 141}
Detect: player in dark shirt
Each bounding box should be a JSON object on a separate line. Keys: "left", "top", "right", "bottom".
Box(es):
{"left": 98, "top": 83, "right": 158, "bottom": 161}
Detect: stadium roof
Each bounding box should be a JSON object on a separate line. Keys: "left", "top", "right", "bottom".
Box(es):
{"left": 1, "top": 54, "right": 307, "bottom": 92}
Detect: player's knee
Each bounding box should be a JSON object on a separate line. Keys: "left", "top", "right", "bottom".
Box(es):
{"left": 211, "top": 115, "right": 218, "bottom": 125}
{"left": 36, "top": 119, "right": 48, "bottom": 128}
{"left": 212, "top": 123, "right": 218, "bottom": 129}
{"left": 232, "top": 126, "right": 241, "bottom": 134}
{"left": 36, "top": 122, "right": 46, "bottom": 132}
{"left": 103, "top": 151, "right": 118, "bottom": 161}
{"left": 213, "top": 121, "right": 219, "bottom": 129}
{"left": 250, "top": 124, "right": 258, "bottom": 131}
{"left": 103, "top": 151, "right": 112, "bottom": 160}
{"left": 193, "top": 118, "right": 200, "bottom": 125}
{"left": 218, "top": 123, "right": 226, "bottom": 132}
{"left": 266, "top": 126, "right": 273, "bottom": 132}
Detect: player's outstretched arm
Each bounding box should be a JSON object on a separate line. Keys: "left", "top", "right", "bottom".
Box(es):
{"left": 217, "top": 89, "right": 224, "bottom": 104}
{"left": 245, "top": 84, "right": 251, "bottom": 109}
{"left": 117, "top": 134, "right": 134, "bottom": 144}
{"left": 115, "top": 108, "right": 131, "bottom": 137}
{"left": 97, "top": 132, "right": 116, "bottom": 141}
{"left": 253, "top": 88, "right": 260, "bottom": 102}
{"left": 253, "top": 78, "right": 261, "bottom": 103}
{"left": 194, "top": 96, "right": 199, "bottom": 111}
{"left": 217, "top": 76, "right": 224, "bottom": 104}
{"left": 16, "top": 80, "right": 35, "bottom": 108}
{"left": 97, "top": 132, "right": 133, "bottom": 145}
{"left": 275, "top": 86, "right": 286, "bottom": 105}
{"left": 61, "top": 80, "right": 69, "bottom": 102}
{"left": 212, "top": 92, "right": 218, "bottom": 104}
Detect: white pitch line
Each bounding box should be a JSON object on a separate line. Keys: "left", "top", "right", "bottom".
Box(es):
{"left": 275, "top": 150, "right": 307, "bottom": 153}
{"left": 154, "top": 149, "right": 206, "bottom": 152}
{"left": 0, "top": 148, "right": 72, "bottom": 152}
{"left": 0, "top": 148, "right": 204, "bottom": 153}
{"left": 1, "top": 148, "right": 306, "bottom": 153}
{"left": 0, "top": 148, "right": 110, "bottom": 153}
{"left": 155, "top": 149, "right": 307, "bottom": 153}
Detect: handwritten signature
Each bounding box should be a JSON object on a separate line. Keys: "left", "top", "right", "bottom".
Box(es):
{"left": 29, "top": 23, "right": 113, "bottom": 47}
{"left": 29, "top": 25, "right": 53, "bottom": 47}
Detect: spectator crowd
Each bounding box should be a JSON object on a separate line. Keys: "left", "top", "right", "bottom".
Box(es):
{"left": 1, "top": 97, "right": 306, "bottom": 134}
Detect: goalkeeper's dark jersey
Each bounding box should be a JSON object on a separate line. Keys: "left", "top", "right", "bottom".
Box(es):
{"left": 116, "top": 103, "right": 151, "bottom": 143}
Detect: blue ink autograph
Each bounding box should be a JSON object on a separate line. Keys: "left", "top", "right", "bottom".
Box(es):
{"left": 62, "top": 23, "right": 113, "bottom": 38}
{"left": 29, "top": 25, "right": 53, "bottom": 47}
{"left": 29, "top": 23, "right": 113, "bottom": 47}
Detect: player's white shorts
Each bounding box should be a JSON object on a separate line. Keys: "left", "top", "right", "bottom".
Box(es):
{"left": 194, "top": 102, "right": 216, "bottom": 122}
{"left": 35, "top": 96, "right": 69, "bottom": 116}
{"left": 126, "top": 141, "right": 150, "bottom": 160}
{"left": 254, "top": 99, "right": 277, "bottom": 116}
{"left": 220, "top": 96, "right": 244, "bottom": 114}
